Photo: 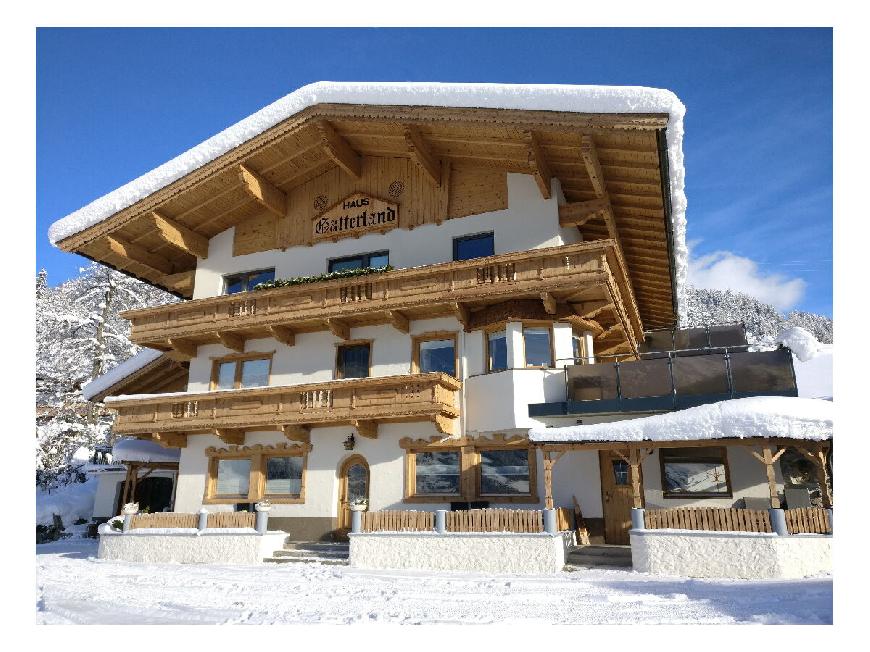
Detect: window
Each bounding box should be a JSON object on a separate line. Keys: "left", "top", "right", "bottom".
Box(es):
{"left": 413, "top": 333, "right": 457, "bottom": 376}
{"left": 487, "top": 330, "right": 508, "bottom": 372}
{"left": 211, "top": 354, "right": 272, "bottom": 390}
{"left": 328, "top": 250, "right": 389, "bottom": 273}
{"left": 523, "top": 326, "right": 553, "bottom": 367}
{"left": 479, "top": 449, "right": 531, "bottom": 495}
{"left": 572, "top": 333, "right": 585, "bottom": 362}
{"left": 453, "top": 232, "right": 494, "bottom": 261}
{"left": 223, "top": 268, "right": 275, "bottom": 294}
{"left": 205, "top": 444, "right": 309, "bottom": 504}
{"left": 336, "top": 343, "right": 371, "bottom": 379}
{"left": 414, "top": 451, "right": 462, "bottom": 496}
{"left": 660, "top": 447, "right": 731, "bottom": 498}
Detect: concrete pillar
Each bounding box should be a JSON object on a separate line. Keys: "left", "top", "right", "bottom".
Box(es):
{"left": 435, "top": 510, "right": 447, "bottom": 534}
{"left": 197, "top": 508, "right": 208, "bottom": 532}
{"left": 631, "top": 508, "right": 646, "bottom": 531}
{"left": 826, "top": 508, "right": 833, "bottom": 534}
{"left": 122, "top": 514, "right": 132, "bottom": 533}
{"left": 255, "top": 510, "right": 269, "bottom": 534}
{"left": 583, "top": 332, "right": 595, "bottom": 364}
{"left": 506, "top": 322, "right": 524, "bottom": 368}
{"left": 769, "top": 508, "right": 788, "bottom": 536}
{"left": 543, "top": 509, "right": 557, "bottom": 534}
{"left": 350, "top": 510, "right": 362, "bottom": 534}
{"left": 552, "top": 322, "right": 574, "bottom": 368}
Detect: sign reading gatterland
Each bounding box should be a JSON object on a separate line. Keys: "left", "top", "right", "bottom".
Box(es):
{"left": 312, "top": 193, "right": 398, "bottom": 242}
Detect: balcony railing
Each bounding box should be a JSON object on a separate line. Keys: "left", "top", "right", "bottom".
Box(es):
{"left": 105, "top": 372, "right": 462, "bottom": 437}
{"left": 119, "top": 240, "right": 640, "bottom": 354}
{"left": 528, "top": 347, "right": 798, "bottom": 416}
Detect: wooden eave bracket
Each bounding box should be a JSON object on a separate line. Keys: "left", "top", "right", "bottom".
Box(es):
{"left": 403, "top": 125, "right": 442, "bottom": 186}
{"left": 218, "top": 331, "right": 246, "bottom": 353}
{"left": 282, "top": 424, "right": 311, "bottom": 444}
{"left": 526, "top": 131, "right": 553, "bottom": 199}
{"left": 452, "top": 302, "right": 471, "bottom": 329}
{"left": 433, "top": 414, "right": 459, "bottom": 437}
{"left": 596, "top": 322, "right": 625, "bottom": 341}
{"left": 106, "top": 235, "right": 174, "bottom": 275}
{"left": 351, "top": 419, "right": 378, "bottom": 439}
{"left": 164, "top": 270, "right": 195, "bottom": 295}
{"left": 327, "top": 318, "right": 351, "bottom": 340}
{"left": 152, "top": 432, "right": 187, "bottom": 448}
{"left": 167, "top": 338, "right": 198, "bottom": 361}
{"left": 388, "top": 310, "right": 410, "bottom": 334}
{"left": 239, "top": 164, "right": 287, "bottom": 218}
{"left": 214, "top": 428, "right": 245, "bottom": 446}
{"left": 317, "top": 121, "right": 362, "bottom": 178}
{"left": 597, "top": 341, "right": 633, "bottom": 357}
{"left": 147, "top": 211, "right": 209, "bottom": 258}
{"left": 558, "top": 197, "right": 611, "bottom": 228}
{"left": 270, "top": 325, "right": 295, "bottom": 347}
{"left": 563, "top": 314, "right": 604, "bottom": 336}
{"left": 540, "top": 292, "right": 557, "bottom": 315}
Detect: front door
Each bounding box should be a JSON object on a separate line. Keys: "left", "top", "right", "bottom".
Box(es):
{"left": 599, "top": 450, "right": 641, "bottom": 544}
{"left": 338, "top": 456, "right": 369, "bottom": 531}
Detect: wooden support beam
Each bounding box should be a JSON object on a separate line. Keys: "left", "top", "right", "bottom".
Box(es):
{"left": 596, "top": 322, "right": 625, "bottom": 341}
{"left": 526, "top": 131, "right": 553, "bottom": 199}
{"left": 282, "top": 424, "right": 310, "bottom": 444}
{"left": 794, "top": 445, "right": 833, "bottom": 508}
{"left": 152, "top": 432, "right": 187, "bottom": 448}
{"left": 403, "top": 125, "right": 441, "bottom": 186}
{"left": 558, "top": 197, "right": 611, "bottom": 228}
{"left": 167, "top": 338, "right": 198, "bottom": 361}
{"left": 106, "top": 236, "right": 174, "bottom": 275}
{"left": 597, "top": 341, "right": 633, "bottom": 357}
{"left": 351, "top": 419, "right": 378, "bottom": 439}
{"left": 542, "top": 450, "right": 566, "bottom": 510}
{"left": 317, "top": 121, "right": 362, "bottom": 178}
{"left": 579, "top": 300, "right": 614, "bottom": 320}
{"left": 750, "top": 445, "right": 787, "bottom": 508}
{"left": 270, "top": 325, "right": 295, "bottom": 347}
{"left": 388, "top": 310, "right": 410, "bottom": 334}
{"left": 628, "top": 448, "right": 644, "bottom": 509}
{"left": 452, "top": 302, "right": 470, "bottom": 329}
{"left": 164, "top": 270, "right": 195, "bottom": 295}
{"left": 217, "top": 331, "right": 246, "bottom": 353}
{"left": 327, "top": 318, "right": 350, "bottom": 340}
{"left": 238, "top": 164, "right": 287, "bottom": 217}
{"left": 540, "top": 292, "right": 557, "bottom": 315}
{"left": 147, "top": 211, "right": 209, "bottom": 258}
{"left": 563, "top": 314, "right": 604, "bottom": 336}
{"left": 214, "top": 428, "right": 245, "bottom": 446}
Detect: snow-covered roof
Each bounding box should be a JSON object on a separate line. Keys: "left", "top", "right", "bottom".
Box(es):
{"left": 47, "top": 81, "right": 688, "bottom": 319}
{"left": 112, "top": 437, "right": 181, "bottom": 463}
{"left": 529, "top": 396, "right": 833, "bottom": 444}
{"left": 81, "top": 348, "right": 163, "bottom": 401}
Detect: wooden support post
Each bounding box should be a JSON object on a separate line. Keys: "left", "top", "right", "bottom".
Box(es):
{"left": 542, "top": 450, "right": 566, "bottom": 510}
{"left": 750, "top": 445, "right": 787, "bottom": 509}
{"left": 238, "top": 164, "right": 287, "bottom": 217}
{"left": 795, "top": 444, "right": 833, "bottom": 508}
{"left": 628, "top": 448, "right": 643, "bottom": 509}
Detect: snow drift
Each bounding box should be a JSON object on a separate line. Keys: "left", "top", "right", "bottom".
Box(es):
{"left": 36, "top": 478, "right": 97, "bottom": 527}
{"left": 112, "top": 437, "right": 180, "bottom": 463}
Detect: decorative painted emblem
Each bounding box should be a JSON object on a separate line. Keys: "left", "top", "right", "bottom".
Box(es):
{"left": 312, "top": 193, "right": 398, "bottom": 242}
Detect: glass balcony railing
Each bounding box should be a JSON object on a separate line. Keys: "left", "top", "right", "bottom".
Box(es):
{"left": 529, "top": 347, "right": 798, "bottom": 416}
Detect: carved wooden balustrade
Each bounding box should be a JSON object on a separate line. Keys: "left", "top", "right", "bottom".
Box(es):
{"left": 105, "top": 372, "right": 462, "bottom": 441}
{"left": 120, "top": 240, "right": 641, "bottom": 356}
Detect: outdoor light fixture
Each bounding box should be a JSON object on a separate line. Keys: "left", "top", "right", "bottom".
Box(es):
{"left": 343, "top": 434, "right": 355, "bottom": 450}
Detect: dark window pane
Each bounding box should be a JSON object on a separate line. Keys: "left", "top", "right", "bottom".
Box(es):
{"left": 729, "top": 349, "right": 796, "bottom": 394}
{"left": 240, "top": 359, "right": 270, "bottom": 388}
{"left": 415, "top": 451, "right": 461, "bottom": 494}
{"left": 265, "top": 456, "right": 303, "bottom": 495}
{"left": 338, "top": 344, "right": 370, "bottom": 378}
{"left": 567, "top": 363, "right": 618, "bottom": 401}
{"left": 246, "top": 269, "right": 275, "bottom": 290}
{"left": 368, "top": 252, "right": 389, "bottom": 268}
{"left": 487, "top": 331, "right": 507, "bottom": 372}
{"left": 572, "top": 335, "right": 584, "bottom": 361}
{"left": 224, "top": 268, "right": 275, "bottom": 294}
{"left": 523, "top": 328, "right": 551, "bottom": 367}
{"left": 618, "top": 358, "right": 672, "bottom": 398}
{"left": 454, "top": 232, "right": 494, "bottom": 261}
{"left": 661, "top": 447, "right": 729, "bottom": 495}
{"left": 346, "top": 464, "right": 368, "bottom": 502}
{"left": 215, "top": 459, "right": 250, "bottom": 496}
{"left": 612, "top": 460, "right": 630, "bottom": 485}
{"left": 215, "top": 362, "right": 236, "bottom": 390}
{"left": 225, "top": 278, "right": 244, "bottom": 295}
{"left": 480, "top": 450, "right": 530, "bottom": 495}
{"left": 419, "top": 339, "right": 455, "bottom": 375}
{"left": 329, "top": 256, "right": 365, "bottom": 273}
{"left": 672, "top": 354, "right": 729, "bottom": 396}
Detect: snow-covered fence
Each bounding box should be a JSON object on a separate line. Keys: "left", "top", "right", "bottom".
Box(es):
{"left": 361, "top": 510, "right": 434, "bottom": 532}
{"left": 130, "top": 513, "right": 197, "bottom": 529}
{"left": 359, "top": 508, "right": 576, "bottom": 535}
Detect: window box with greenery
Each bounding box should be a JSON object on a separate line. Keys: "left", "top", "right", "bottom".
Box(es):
{"left": 204, "top": 443, "right": 309, "bottom": 505}
{"left": 660, "top": 446, "right": 732, "bottom": 498}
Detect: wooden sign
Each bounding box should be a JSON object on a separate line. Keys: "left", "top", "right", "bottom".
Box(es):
{"left": 312, "top": 193, "right": 398, "bottom": 242}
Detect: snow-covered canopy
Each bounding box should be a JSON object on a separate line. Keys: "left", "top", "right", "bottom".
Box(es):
{"left": 529, "top": 396, "right": 833, "bottom": 444}
{"left": 47, "top": 81, "right": 688, "bottom": 318}
{"left": 81, "top": 348, "right": 163, "bottom": 401}
{"left": 112, "top": 437, "right": 180, "bottom": 463}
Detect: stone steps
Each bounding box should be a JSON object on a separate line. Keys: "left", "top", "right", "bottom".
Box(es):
{"left": 263, "top": 540, "right": 350, "bottom": 565}
{"left": 564, "top": 545, "right": 633, "bottom": 570}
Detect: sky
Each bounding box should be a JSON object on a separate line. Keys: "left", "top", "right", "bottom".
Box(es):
{"left": 36, "top": 28, "right": 832, "bottom": 317}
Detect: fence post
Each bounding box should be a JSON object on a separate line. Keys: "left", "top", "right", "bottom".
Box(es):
{"left": 769, "top": 508, "right": 788, "bottom": 536}
{"left": 543, "top": 509, "right": 557, "bottom": 534}
{"left": 826, "top": 508, "right": 833, "bottom": 534}
{"left": 435, "top": 509, "right": 446, "bottom": 534}
{"left": 197, "top": 508, "right": 208, "bottom": 532}
{"left": 122, "top": 514, "right": 133, "bottom": 533}
{"left": 255, "top": 510, "right": 269, "bottom": 534}
{"left": 631, "top": 507, "right": 646, "bottom": 531}
{"left": 351, "top": 510, "right": 362, "bottom": 534}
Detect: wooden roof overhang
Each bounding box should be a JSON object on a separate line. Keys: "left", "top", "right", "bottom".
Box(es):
{"left": 53, "top": 103, "right": 678, "bottom": 329}
{"left": 87, "top": 354, "right": 189, "bottom": 402}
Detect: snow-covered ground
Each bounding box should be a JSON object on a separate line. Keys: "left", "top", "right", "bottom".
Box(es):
{"left": 35, "top": 539, "right": 831, "bottom": 625}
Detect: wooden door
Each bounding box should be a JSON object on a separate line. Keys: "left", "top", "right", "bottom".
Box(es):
{"left": 599, "top": 450, "right": 641, "bottom": 544}
{"left": 337, "top": 455, "right": 370, "bottom": 530}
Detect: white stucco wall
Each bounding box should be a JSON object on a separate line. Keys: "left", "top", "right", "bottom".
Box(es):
{"left": 349, "top": 531, "right": 569, "bottom": 574}
{"left": 630, "top": 529, "right": 832, "bottom": 579}
{"left": 192, "top": 173, "right": 579, "bottom": 299}
{"left": 97, "top": 529, "right": 286, "bottom": 564}
{"left": 465, "top": 369, "right": 566, "bottom": 433}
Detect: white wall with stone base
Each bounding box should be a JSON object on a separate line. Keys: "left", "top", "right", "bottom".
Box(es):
{"left": 349, "top": 531, "right": 571, "bottom": 574}
{"left": 98, "top": 529, "right": 286, "bottom": 565}
{"left": 630, "top": 529, "right": 832, "bottom": 579}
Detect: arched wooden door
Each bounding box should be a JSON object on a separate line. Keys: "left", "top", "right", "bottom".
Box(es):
{"left": 337, "top": 455, "right": 370, "bottom": 530}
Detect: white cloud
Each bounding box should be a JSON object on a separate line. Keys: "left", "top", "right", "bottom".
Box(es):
{"left": 688, "top": 250, "right": 806, "bottom": 312}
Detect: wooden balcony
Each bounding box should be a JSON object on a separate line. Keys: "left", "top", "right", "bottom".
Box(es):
{"left": 121, "top": 240, "right": 643, "bottom": 358}
{"left": 104, "top": 372, "right": 462, "bottom": 445}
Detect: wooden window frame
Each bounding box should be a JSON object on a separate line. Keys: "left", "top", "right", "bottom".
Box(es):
{"left": 400, "top": 437, "right": 469, "bottom": 503}
{"left": 474, "top": 443, "right": 539, "bottom": 504}
{"left": 204, "top": 443, "right": 310, "bottom": 505}
{"left": 659, "top": 446, "right": 733, "bottom": 499}
{"left": 521, "top": 321, "right": 555, "bottom": 369}
{"left": 411, "top": 331, "right": 459, "bottom": 377}
{"left": 222, "top": 267, "right": 276, "bottom": 295}
{"left": 210, "top": 352, "right": 274, "bottom": 391}
{"left": 334, "top": 339, "right": 373, "bottom": 380}
{"left": 484, "top": 326, "right": 508, "bottom": 374}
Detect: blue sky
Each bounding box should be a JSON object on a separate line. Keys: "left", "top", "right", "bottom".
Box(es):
{"left": 36, "top": 28, "right": 832, "bottom": 316}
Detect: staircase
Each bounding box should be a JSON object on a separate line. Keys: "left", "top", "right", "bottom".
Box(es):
{"left": 564, "top": 545, "right": 632, "bottom": 571}
{"left": 263, "top": 541, "right": 350, "bottom": 565}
